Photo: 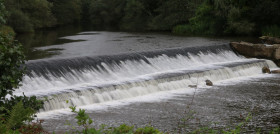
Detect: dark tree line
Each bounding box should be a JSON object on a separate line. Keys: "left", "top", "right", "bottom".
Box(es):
{"left": 3, "top": 0, "right": 280, "bottom": 36}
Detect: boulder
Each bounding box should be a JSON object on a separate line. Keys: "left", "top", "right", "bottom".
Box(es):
{"left": 205, "top": 80, "right": 213, "bottom": 86}
{"left": 230, "top": 41, "right": 280, "bottom": 67}
{"left": 271, "top": 69, "right": 280, "bottom": 74}
{"left": 260, "top": 36, "right": 280, "bottom": 44}
{"left": 262, "top": 67, "right": 271, "bottom": 74}
{"left": 275, "top": 48, "right": 280, "bottom": 60}
{"left": 188, "top": 85, "right": 197, "bottom": 88}
{"left": 230, "top": 41, "right": 274, "bottom": 59}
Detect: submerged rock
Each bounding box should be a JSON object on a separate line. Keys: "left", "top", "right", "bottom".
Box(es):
{"left": 205, "top": 80, "right": 213, "bottom": 86}
{"left": 188, "top": 85, "right": 197, "bottom": 88}
{"left": 262, "top": 66, "right": 271, "bottom": 74}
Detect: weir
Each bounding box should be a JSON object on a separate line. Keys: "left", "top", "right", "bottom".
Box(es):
{"left": 15, "top": 44, "right": 278, "bottom": 112}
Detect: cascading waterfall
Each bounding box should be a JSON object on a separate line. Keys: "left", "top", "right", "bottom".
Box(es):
{"left": 15, "top": 44, "right": 278, "bottom": 112}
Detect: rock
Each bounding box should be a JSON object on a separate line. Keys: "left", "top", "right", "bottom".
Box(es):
{"left": 271, "top": 69, "right": 280, "bottom": 74}
{"left": 230, "top": 41, "right": 280, "bottom": 67}
{"left": 275, "top": 48, "right": 280, "bottom": 60}
{"left": 262, "top": 66, "right": 271, "bottom": 74}
{"left": 260, "top": 36, "right": 280, "bottom": 44}
{"left": 188, "top": 85, "right": 197, "bottom": 88}
{"left": 230, "top": 41, "right": 274, "bottom": 59}
{"left": 205, "top": 80, "right": 213, "bottom": 86}
{"left": 273, "top": 44, "right": 280, "bottom": 48}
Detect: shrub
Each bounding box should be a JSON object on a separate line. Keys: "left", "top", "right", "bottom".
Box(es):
{"left": 0, "top": 31, "right": 25, "bottom": 101}
{"left": 262, "top": 25, "right": 280, "bottom": 37}
{"left": 0, "top": 1, "right": 44, "bottom": 132}
{"left": 135, "top": 126, "right": 162, "bottom": 134}
{"left": 172, "top": 25, "right": 193, "bottom": 35}
{"left": 0, "top": 102, "right": 33, "bottom": 133}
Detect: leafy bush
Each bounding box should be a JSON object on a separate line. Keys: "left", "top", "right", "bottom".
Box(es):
{"left": 172, "top": 24, "right": 193, "bottom": 35}
{"left": 0, "top": 30, "right": 25, "bottom": 100}
{"left": 0, "top": 29, "right": 43, "bottom": 129}
{"left": 173, "top": 1, "right": 224, "bottom": 35}
{"left": 135, "top": 126, "right": 162, "bottom": 134}
{"left": 0, "top": 1, "right": 44, "bottom": 133}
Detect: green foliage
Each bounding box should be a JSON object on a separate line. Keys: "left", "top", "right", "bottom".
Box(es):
{"left": 173, "top": 1, "right": 225, "bottom": 35}
{"left": 120, "top": 0, "right": 150, "bottom": 31}
{"left": 23, "top": 0, "right": 56, "bottom": 29}
{"left": 2, "top": 0, "right": 280, "bottom": 36}
{"left": 68, "top": 106, "right": 163, "bottom": 134}
{"left": 135, "top": 126, "right": 162, "bottom": 134}
{"left": 151, "top": 0, "right": 202, "bottom": 31}
{"left": 88, "top": 0, "right": 126, "bottom": 30}
{"left": 0, "top": 32, "right": 25, "bottom": 100}
{"left": 172, "top": 0, "right": 280, "bottom": 36}
{"left": 70, "top": 106, "right": 93, "bottom": 132}
{"left": 4, "top": 0, "right": 55, "bottom": 32}
{"left": 252, "top": 0, "right": 280, "bottom": 28}
{"left": 0, "top": 102, "right": 34, "bottom": 133}
{"left": 1, "top": 95, "right": 44, "bottom": 119}
{"left": 5, "top": 102, "right": 34, "bottom": 129}
{"left": 172, "top": 24, "right": 193, "bottom": 35}
{"left": 0, "top": 3, "right": 44, "bottom": 133}
{"left": 51, "top": 0, "right": 82, "bottom": 25}
{"left": 262, "top": 25, "right": 280, "bottom": 37}
{"left": 270, "top": 127, "right": 280, "bottom": 134}
{"left": 0, "top": 0, "right": 7, "bottom": 25}
{"left": 225, "top": 7, "right": 255, "bottom": 35}
{"left": 7, "top": 10, "right": 34, "bottom": 32}
{"left": 111, "top": 124, "right": 134, "bottom": 134}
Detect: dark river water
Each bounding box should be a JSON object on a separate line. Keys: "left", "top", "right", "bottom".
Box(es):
{"left": 16, "top": 26, "right": 258, "bottom": 60}
{"left": 16, "top": 27, "right": 280, "bottom": 133}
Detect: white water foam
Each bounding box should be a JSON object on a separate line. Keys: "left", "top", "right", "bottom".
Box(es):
{"left": 15, "top": 49, "right": 279, "bottom": 116}
{"left": 37, "top": 70, "right": 279, "bottom": 119}
{"left": 38, "top": 61, "right": 275, "bottom": 112}
{"left": 16, "top": 51, "right": 248, "bottom": 96}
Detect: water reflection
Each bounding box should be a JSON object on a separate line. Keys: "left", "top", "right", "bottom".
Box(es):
{"left": 16, "top": 25, "right": 260, "bottom": 61}
{"left": 16, "top": 25, "right": 84, "bottom": 60}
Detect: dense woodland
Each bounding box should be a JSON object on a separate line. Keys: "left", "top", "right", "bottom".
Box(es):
{"left": 3, "top": 0, "right": 280, "bottom": 36}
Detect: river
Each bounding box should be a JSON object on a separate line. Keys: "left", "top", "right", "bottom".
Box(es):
{"left": 16, "top": 27, "right": 280, "bottom": 133}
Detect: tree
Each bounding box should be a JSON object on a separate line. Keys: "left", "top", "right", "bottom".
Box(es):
{"left": 121, "top": 0, "right": 151, "bottom": 31}
{"left": 88, "top": 0, "right": 126, "bottom": 30}
{"left": 4, "top": 0, "right": 55, "bottom": 32}
{"left": 50, "top": 0, "right": 82, "bottom": 25}
{"left": 151, "top": 0, "right": 202, "bottom": 31}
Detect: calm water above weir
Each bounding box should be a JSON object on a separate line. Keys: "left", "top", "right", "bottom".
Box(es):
{"left": 17, "top": 26, "right": 258, "bottom": 60}
{"left": 16, "top": 28, "right": 280, "bottom": 133}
